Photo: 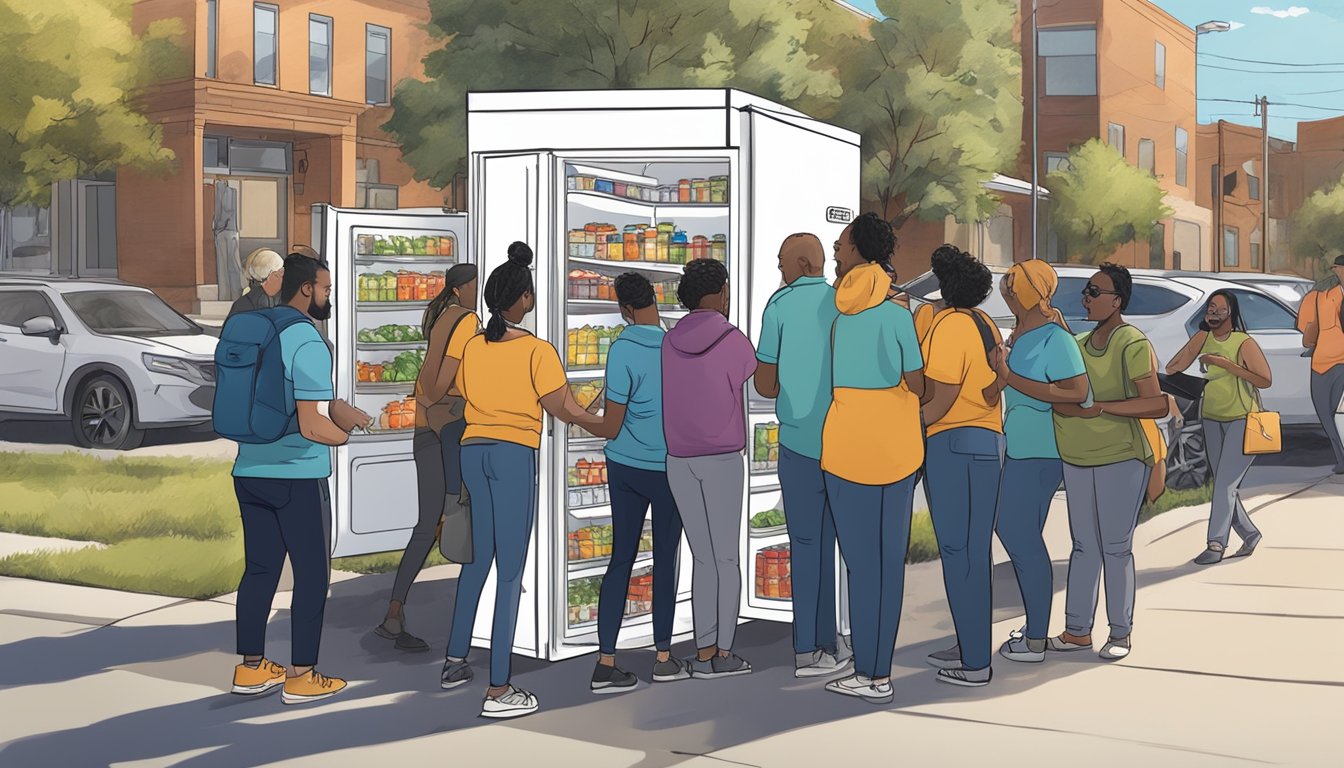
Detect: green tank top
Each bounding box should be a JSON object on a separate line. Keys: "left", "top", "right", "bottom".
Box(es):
{"left": 1200, "top": 331, "right": 1255, "bottom": 422}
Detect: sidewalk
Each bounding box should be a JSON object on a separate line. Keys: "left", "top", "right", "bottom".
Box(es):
{"left": 0, "top": 476, "right": 1338, "bottom": 767}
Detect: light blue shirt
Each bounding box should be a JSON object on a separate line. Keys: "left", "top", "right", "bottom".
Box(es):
{"left": 234, "top": 321, "right": 335, "bottom": 479}
{"left": 1003, "top": 322, "right": 1088, "bottom": 460}
{"left": 756, "top": 276, "right": 840, "bottom": 461}
{"left": 604, "top": 324, "right": 667, "bottom": 472}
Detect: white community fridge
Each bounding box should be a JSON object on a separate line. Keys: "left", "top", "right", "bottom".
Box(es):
{"left": 314, "top": 205, "right": 470, "bottom": 558}
{"left": 464, "top": 88, "right": 860, "bottom": 661}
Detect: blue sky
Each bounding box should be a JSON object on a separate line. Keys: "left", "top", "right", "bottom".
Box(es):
{"left": 846, "top": 1, "right": 1344, "bottom": 142}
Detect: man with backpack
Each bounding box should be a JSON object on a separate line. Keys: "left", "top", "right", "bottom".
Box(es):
{"left": 216, "top": 255, "right": 370, "bottom": 705}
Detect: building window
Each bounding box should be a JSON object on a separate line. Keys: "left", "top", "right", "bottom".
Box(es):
{"left": 356, "top": 184, "right": 399, "bottom": 210}
{"left": 1251, "top": 243, "right": 1262, "bottom": 269}
{"left": 203, "top": 136, "right": 229, "bottom": 172}
{"left": 206, "top": 0, "right": 218, "bottom": 78}
{"left": 1175, "top": 127, "right": 1189, "bottom": 187}
{"left": 254, "top": 4, "right": 278, "bottom": 87}
{"left": 1149, "top": 222, "right": 1166, "bottom": 269}
{"left": 1248, "top": 174, "right": 1261, "bottom": 200}
{"left": 1155, "top": 41, "right": 1166, "bottom": 89}
{"left": 1045, "top": 152, "right": 1072, "bottom": 173}
{"left": 1039, "top": 26, "right": 1097, "bottom": 96}
{"left": 1138, "top": 139, "right": 1155, "bottom": 175}
{"left": 1108, "top": 123, "right": 1125, "bottom": 156}
{"left": 310, "top": 15, "right": 333, "bottom": 97}
{"left": 1223, "top": 226, "right": 1239, "bottom": 267}
{"left": 366, "top": 25, "right": 391, "bottom": 105}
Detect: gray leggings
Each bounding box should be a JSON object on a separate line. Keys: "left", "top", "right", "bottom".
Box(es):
{"left": 1202, "top": 419, "right": 1260, "bottom": 548}
{"left": 1310, "top": 366, "right": 1344, "bottom": 469}
{"left": 1063, "top": 460, "right": 1150, "bottom": 639}
{"left": 667, "top": 452, "right": 745, "bottom": 651}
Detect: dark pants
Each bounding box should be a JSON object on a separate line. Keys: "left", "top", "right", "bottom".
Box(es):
{"left": 391, "top": 421, "right": 467, "bottom": 604}
{"left": 234, "top": 477, "right": 331, "bottom": 667}
{"left": 994, "top": 457, "right": 1063, "bottom": 640}
{"left": 446, "top": 441, "right": 537, "bottom": 687}
{"left": 778, "top": 445, "right": 838, "bottom": 656}
{"left": 824, "top": 471, "right": 916, "bottom": 680}
{"left": 1310, "top": 366, "right": 1344, "bottom": 469}
{"left": 598, "top": 460, "right": 684, "bottom": 655}
{"left": 924, "top": 428, "right": 1003, "bottom": 672}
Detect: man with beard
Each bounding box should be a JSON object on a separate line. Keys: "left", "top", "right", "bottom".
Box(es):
{"left": 228, "top": 255, "right": 371, "bottom": 705}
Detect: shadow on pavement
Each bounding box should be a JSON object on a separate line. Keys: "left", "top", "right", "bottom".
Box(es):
{"left": 0, "top": 420, "right": 219, "bottom": 449}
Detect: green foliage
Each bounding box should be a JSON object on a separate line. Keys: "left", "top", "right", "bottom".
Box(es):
{"left": 1044, "top": 139, "right": 1174, "bottom": 264}
{"left": 386, "top": 0, "right": 870, "bottom": 190}
{"left": 0, "top": 0, "right": 187, "bottom": 207}
{"left": 836, "top": 0, "right": 1024, "bottom": 230}
{"left": 1290, "top": 177, "right": 1344, "bottom": 274}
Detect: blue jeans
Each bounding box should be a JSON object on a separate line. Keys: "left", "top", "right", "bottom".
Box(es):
{"left": 598, "top": 460, "right": 683, "bottom": 655}
{"left": 994, "top": 457, "right": 1063, "bottom": 640}
{"left": 445, "top": 441, "right": 537, "bottom": 687}
{"left": 233, "top": 477, "right": 330, "bottom": 667}
{"left": 823, "top": 471, "right": 916, "bottom": 680}
{"left": 778, "top": 446, "right": 837, "bottom": 655}
{"left": 924, "top": 428, "right": 1003, "bottom": 672}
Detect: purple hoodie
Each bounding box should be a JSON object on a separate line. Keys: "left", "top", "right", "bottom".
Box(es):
{"left": 662, "top": 309, "right": 757, "bottom": 458}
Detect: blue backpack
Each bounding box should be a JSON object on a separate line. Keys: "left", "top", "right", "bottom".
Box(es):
{"left": 213, "top": 306, "right": 314, "bottom": 443}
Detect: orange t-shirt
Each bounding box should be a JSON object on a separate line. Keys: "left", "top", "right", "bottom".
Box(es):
{"left": 1297, "top": 287, "right": 1344, "bottom": 375}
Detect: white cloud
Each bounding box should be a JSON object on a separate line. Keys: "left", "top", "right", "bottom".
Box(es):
{"left": 1250, "top": 6, "right": 1311, "bottom": 18}
{"left": 1228, "top": 21, "right": 1247, "bottom": 29}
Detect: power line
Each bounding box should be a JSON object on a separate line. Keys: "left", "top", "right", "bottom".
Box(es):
{"left": 1199, "top": 98, "right": 1344, "bottom": 113}
{"left": 1288, "top": 87, "right": 1344, "bottom": 96}
{"left": 1200, "top": 63, "right": 1344, "bottom": 75}
{"left": 1198, "top": 52, "right": 1344, "bottom": 68}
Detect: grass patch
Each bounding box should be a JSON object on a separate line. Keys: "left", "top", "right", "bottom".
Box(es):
{"left": 1141, "top": 482, "right": 1214, "bottom": 523}
{"left": 0, "top": 452, "right": 243, "bottom": 599}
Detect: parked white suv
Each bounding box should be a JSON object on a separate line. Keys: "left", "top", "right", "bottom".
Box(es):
{"left": 0, "top": 277, "right": 218, "bottom": 450}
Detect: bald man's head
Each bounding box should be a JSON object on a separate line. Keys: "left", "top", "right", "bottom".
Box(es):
{"left": 778, "top": 233, "right": 825, "bottom": 285}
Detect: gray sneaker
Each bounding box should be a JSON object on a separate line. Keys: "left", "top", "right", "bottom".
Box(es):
{"left": 936, "top": 666, "right": 992, "bottom": 687}
{"left": 1193, "top": 543, "right": 1225, "bottom": 566}
{"left": 926, "top": 644, "right": 961, "bottom": 670}
{"left": 590, "top": 662, "right": 638, "bottom": 695}
{"left": 480, "top": 685, "right": 539, "bottom": 719}
{"left": 825, "top": 673, "right": 893, "bottom": 702}
{"left": 1232, "top": 532, "right": 1263, "bottom": 558}
{"left": 689, "top": 652, "right": 752, "bottom": 679}
{"left": 440, "top": 657, "right": 473, "bottom": 690}
{"left": 652, "top": 656, "right": 691, "bottom": 683}
{"left": 999, "top": 635, "right": 1046, "bottom": 663}
{"left": 1099, "top": 635, "right": 1131, "bottom": 660}
{"left": 795, "top": 650, "right": 854, "bottom": 679}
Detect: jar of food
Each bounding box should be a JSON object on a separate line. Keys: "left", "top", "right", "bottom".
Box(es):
{"left": 613, "top": 182, "right": 627, "bottom": 198}
{"left": 643, "top": 226, "right": 658, "bottom": 262}
{"left": 691, "top": 235, "right": 709, "bottom": 261}
{"left": 670, "top": 230, "right": 688, "bottom": 264}
{"left": 416, "top": 274, "right": 430, "bottom": 301}
{"left": 594, "top": 178, "right": 615, "bottom": 195}
{"left": 657, "top": 222, "right": 674, "bottom": 263}
{"left": 606, "top": 233, "right": 622, "bottom": 261}
{"left": 711, "top": 234, "right": 727, "bottom": 263}
{"left": 710, "top": 176, "right": 729, "bottom": 203}
{"left": 678, "top": 179, "right": 691, "bottom": 203}
{"left": 623, "top": 225, "right": 641, "bottom": 261}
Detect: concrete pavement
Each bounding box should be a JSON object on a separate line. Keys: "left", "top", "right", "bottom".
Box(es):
{"left": 0, "top": 475, "right": 1340, "bottom": 767}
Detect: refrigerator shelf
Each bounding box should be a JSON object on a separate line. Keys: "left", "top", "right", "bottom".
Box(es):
{"left": 567, "top": 550, "right": 653, "bottom": 578}
{"left": 356, "top": 301, "right": 432, "bottom": 311}
{"left": 568, "top": 437, "right": 607, "bottom": 450}
{"left": 567, "top": 609, "right": 653, "bottom": 632}
{"left": 750, "top": 465, "right": 779, "bottom": 476}
{"left": 568, "top": 256, "right": 684, "bottom": 275}
{"left": 356, "top": 382, "right": 416, "bottom": 394}
{"left": 348, "top": 430, "right": 415, "bottom": 443}
{"left": 357, "top": 342, "right": 428, "bottom": 351}
{"left": 568, "top": 503, "right": 612, "bottom": 520}
{"left": 567, "top": 299, "right": 684, "bottom": 316}
{"left": 355, "top": 256, "right": 459, "bottom": 265}
{"left": 566, "top": 368, "right": 605, "bottom": 380}
{"left": 750, "top": 483, "right": 782, "bottom": 495}
{"left": 567, "top": 189, "right": 729, "bottom": 214}
{"left": 748, "top": 525, "right": 789, "bottom": 540}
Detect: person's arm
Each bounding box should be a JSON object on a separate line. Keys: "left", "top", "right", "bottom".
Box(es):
{"left": 291, "top": 337, "right": 359, "bottom": 445}
{"left": 1165, "top": 330, "right": 1209, "bottom": 375}
{"left": 297, "top": 400, "right": 352, "bottom": 446}
{"left": 589, "top": 401, "right": 627, "bottom": 440}
{"left": 534, "top": 343, "right": 603, "bottom": 429}
{"left": 1006, "top": 369, "right": 1089, "bottom": 404}
{"left": 903, "top": 368, "right": 926, "bottom": 400}
{"left": 417, "top": 312, "right": 459, "bottom": 405}
{"left": 754, "top": 303, "right": 782, "bottom": 399}
{"left": 1299, "top": 292, "right": 1319, "bottom": 349}
{"left": 540, "top": 385, "right": 603, "bottom": 429}
{"left": 981, "top": 345, "right": 1009, "bottom": 406}
{"left": 922, "top": 378, "right": 961, "bottom": 425}
{"left": 1095, "top": 341, "right": 1168, "bottom": 419}
{"left": 1205, "top": 339, "right": 1273, "bottom": 389}
{"left": 754, "top": 361, "right": 779, "bottom": 399}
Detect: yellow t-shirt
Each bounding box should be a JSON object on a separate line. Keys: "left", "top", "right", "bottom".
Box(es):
{"left": 456, "top": 333, "right": 567, "bottom": 449}
{"left": 414, "top": 311, "right": 481, "bottom": 401}
{"left": 1297, "top": 286, "right": 1344, "bottom": 375}
{"left": 914, "top": 303, "right": 935, "bottom": 346}
{"left": 921, "top": 309, "right": 1004, "bottom": 438}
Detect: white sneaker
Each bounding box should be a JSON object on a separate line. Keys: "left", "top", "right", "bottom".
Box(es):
{"left": 825, "top": 674, "right": 893, "bottom": 702}
{"left": 480, "top": 685, "right": 539, "bottom": 719}
{"left": 795, "top": 650, "right": 854, "bottom": 679}
{"left": 1099, "top": 636, "right": 1131, "bottom": 660}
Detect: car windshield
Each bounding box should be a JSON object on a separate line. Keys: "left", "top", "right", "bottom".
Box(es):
{"left": 65, "top": 290, "right": 200, "bottom": 336}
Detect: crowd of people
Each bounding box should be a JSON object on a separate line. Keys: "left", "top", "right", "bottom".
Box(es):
{"left": 219, "top": 213, "right": 1306, "bottom": 719}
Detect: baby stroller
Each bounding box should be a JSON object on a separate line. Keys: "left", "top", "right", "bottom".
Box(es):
{"left": 1159, "top": 372, "right": 1210, "bottom": 491}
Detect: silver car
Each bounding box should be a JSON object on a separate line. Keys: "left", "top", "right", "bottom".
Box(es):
{"left": 0, "top": 277, "right": 217, "bottom": 450}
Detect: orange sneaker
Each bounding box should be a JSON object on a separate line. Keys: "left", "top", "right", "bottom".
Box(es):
{"left": 281, "top": 669, "right": 347, "bottom": 705}
{"left": 231, "top": 659, "right": 286, "bottom": 696}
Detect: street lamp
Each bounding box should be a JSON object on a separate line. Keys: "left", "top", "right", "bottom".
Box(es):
{"left": 1197, "top": 20, "right": 1231, "bottom": 271}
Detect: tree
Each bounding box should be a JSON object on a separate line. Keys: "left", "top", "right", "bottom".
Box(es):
{"left": 834, "top": 0, "right": 1023, "bottom": 231}
{"left": 0, "top": 0, "right": 186, "bottom": 208}
{"left": 1044, "top": 139, "right": 1173, "bottom": 264}
{"left": 1291, "top": 177, "right": 1344, "bottom": 277}
{"left": 385, "top": 0, "right": 869, "bottom": 191}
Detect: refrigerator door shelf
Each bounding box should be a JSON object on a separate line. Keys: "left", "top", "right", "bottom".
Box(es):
{"left": 566, "top": 369, "right": 605, "bottom": 381}
{"left": 356, "top": 301, "right": 431, "bottom": 311}
{"left": 354, "top": 256, "right": 459, "bottom": 266}
{"left": 567, "top": 256, "right": 684, "bottom": 276}
{"left": 566, "top": 550, "right": 653, "bottom": 579}
{"left": 355, "top": 382, "right": 416, "bottom": 394}
{"left": 566, "top": 299, "right": 686, "bottom": 316}
{"left": 567, "top": 189, "right": 729, "bottom": 216}
{"left": 568, "top": 503, "right": 613, "bottom": 521}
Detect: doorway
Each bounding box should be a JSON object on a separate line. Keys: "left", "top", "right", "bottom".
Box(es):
{"left": 234, "top": 176, "right": 289, "bottom": 265}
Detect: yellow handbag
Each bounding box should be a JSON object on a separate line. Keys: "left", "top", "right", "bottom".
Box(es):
{"left": 1241, "top": 382, "right": 1281, "bottom": 455}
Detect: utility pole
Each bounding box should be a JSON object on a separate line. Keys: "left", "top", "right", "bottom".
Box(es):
{"left": 1216, "top": 120, "right": 1223, "bottom": 273}
{"left": 1030, "top": 0, "right": 1039, "bottom": 261}
{"left": 1260, "top": 95, "right": 1270, "bottom": 274}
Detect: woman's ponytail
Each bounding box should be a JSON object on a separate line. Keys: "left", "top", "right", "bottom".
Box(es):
{"left": 482, "top": 242, "right": 535, "bottom": 342}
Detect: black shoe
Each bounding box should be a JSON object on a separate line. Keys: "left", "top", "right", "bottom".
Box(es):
{"left": 375, "top": 617, "right": 428, "bottom": 652}
{"left": 590, "top": 662, "right": 638, "bottom": 695}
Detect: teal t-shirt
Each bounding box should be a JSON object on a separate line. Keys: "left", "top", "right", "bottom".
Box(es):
{"left": 233, "top": 321, "right": 336, "bottom": 479}
{"left": 756, "top": 276, "right": 839, "bottom": 460}
{"left": 831, "top": 301, "right": 924, "bottom": 390}
{"left": 604, "top": 324, "right": 667, "bottom": 472}
{"left": 1003, "top": 322, "right": 1088, "bottom": 460}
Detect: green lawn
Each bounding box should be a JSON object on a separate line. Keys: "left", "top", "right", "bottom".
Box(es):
{"left": 0, "top": 451, "right": 1213, "bottom": 597}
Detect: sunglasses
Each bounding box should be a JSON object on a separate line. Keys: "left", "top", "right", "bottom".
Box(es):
{"left": 1081, "top": 284, "right": 1119, "bottom": 299}
{"left": 1205, "top": 308, "right": 1230, "bottom": 317}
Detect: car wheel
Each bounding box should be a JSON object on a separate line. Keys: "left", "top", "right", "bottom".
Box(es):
{"left": 72, "top": 374, "right": 145, "bottom": 451}
{"left": 1165, "top": 422, "right": 1208, "bottom": 491}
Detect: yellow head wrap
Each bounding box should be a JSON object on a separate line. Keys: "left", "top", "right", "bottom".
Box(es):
{"left": 1008, "top": 259, "right": 1069, "bottom": 331}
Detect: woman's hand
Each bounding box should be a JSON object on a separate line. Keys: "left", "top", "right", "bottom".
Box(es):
{"left": 1055, "top": 402, "right": 1102, "bottom": 419}
{"left": 1199, "top": 353, "right": 1231, "bottom": 370}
